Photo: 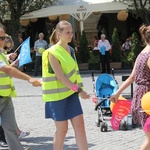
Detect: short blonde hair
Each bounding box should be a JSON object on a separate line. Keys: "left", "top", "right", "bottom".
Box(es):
{"left": 3, "top": 34, "right": 14, "bottom": 51}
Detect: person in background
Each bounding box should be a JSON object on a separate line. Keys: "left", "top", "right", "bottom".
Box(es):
{"left": 0, "top": 28, "right": 41, "bottom": 150}
{"left": 98, "top": 34, "right": 111, "bottom": 73}
{"left": 0, "top": 35, "right": 30, "bottom": 148}
{"left": 93, "top": 36, "right": 99, "bottom": 51}
{"left": 110, "top": 24, "right": 150, "bottom": 150}
{"left": 73, "top": 39, "right": 79, "bottom": 52}
{"left": 42, "top": 20, "right": 90, "bottom": 150}
{"left": 33, "top": 32, "right": 48, "bottom": 76}
{"left": 121, "top": 38, "right": 131, "bottom": 55}
{"left": 18, "top": 33, "right": 23, "bottom": 44}
{"left": 93, "top": 36, "right": 99, "bottom": 47}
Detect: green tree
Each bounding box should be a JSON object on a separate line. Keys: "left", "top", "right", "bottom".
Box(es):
{"left": 124, "top": 0, "right": 150, "bottom": 24}
{"left": 78, "top": 31, "right": 90, "bottom": 63}
{"left": 127, "top": 32, "right": 141, "bottom": 64}
{"left": 0, "top": 0, "right": 52, "bottom": 45}
{"left": 111, "top": 27, "right": 121, "bottom": 62}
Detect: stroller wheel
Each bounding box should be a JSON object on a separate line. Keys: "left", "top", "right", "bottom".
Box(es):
{"left": 101, "top": 122, "right": 108, "bottom": 132}
{"left": 95, "top": 119, "right": 101, "bottom": 127}
{"left": 120, "top": 121, "right": 128, "bottom": 131}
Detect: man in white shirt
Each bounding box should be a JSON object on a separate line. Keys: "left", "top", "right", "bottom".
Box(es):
{"left": 98, "top": 34, "right": 111, "bottom": 73}
{"left": 33, "top": 33, "right": 48, "bottom": 76}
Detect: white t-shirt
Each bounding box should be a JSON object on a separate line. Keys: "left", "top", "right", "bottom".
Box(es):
{"left": 98, "top": 39, "right": 111, "bottom": 51}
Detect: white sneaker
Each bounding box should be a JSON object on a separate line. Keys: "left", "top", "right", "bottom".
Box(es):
{"left": 19, "top": 131, "right": 30, "bottom": 139}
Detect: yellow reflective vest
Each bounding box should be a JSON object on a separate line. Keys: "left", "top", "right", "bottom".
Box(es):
{"left": 42, "top": 44, "right": 83, "bottom": 102}
{"left": 0, "top": 53, "right": 16, "bottom": 97}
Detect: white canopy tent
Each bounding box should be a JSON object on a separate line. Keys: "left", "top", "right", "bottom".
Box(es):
{"left": 21, "top": 0, "right": 128, "bottom": 33}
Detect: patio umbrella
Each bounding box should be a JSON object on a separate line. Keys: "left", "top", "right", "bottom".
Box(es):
{"left": 20, "top": 0, "right": 128, "bottom": 34}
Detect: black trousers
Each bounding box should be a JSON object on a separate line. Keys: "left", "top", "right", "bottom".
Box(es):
{"left": 34, "top": 56, "right": 42, "bottom": 75}
{"left": 0, "top": 126, "right": 6, "bottom": 142}
{"left": 100, "top": 51, "right": 110, "bottom": 73}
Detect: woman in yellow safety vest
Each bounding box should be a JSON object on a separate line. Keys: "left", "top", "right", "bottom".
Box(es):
{"left": 42, "top": 20, "right": 90, "bottom": 150}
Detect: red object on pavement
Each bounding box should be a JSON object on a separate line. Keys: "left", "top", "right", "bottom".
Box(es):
{"left": 110, "top": 100, "right": 131, "bottom": 130}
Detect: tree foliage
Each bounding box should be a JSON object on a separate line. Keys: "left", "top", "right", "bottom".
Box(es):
{"left": 0, "top": 0, "right": 52, "bottom": 46}
{"left": 127, "top": 32, "right": 141, "bottom": 63}
{"left": 122, "top": 32, "right": 141, "bottom": 66}
{"left": 79, "top": 31, "right": 90, "bottom": 63}
{"left": 124, "top": 0, "right": 150, "bottom": 25}
{"left": 111, "top": 27, "right": 121, "bottom": 62}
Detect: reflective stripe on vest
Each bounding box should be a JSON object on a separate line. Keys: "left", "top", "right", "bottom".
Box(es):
{"left": 43, "top": 68, "right": 75, "bottom": 82}
{"left": 43, "top": 74, "right": 83, "bottom": 95}
{"left": 0, "top": 84, "right": 11, "bottom": 89}
{"left": 42, "top": 45, "right": 83, "bottom": 102}
{"left": 0, "top": 53, "right": 17, "bottom": 97}
{"left": 0, "top": 74, "right": 10, "bottom": 77}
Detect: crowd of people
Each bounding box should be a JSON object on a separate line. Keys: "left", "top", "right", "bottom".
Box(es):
{"left": 1, "top": 21, "right": 150, "bottom": 150}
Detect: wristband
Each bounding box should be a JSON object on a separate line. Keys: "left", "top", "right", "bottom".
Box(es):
{"left": 72, "top": 84, "right": 77, "bottom": 91}
{"left": 77, "top": 87, "right": 83, "bottom": 94}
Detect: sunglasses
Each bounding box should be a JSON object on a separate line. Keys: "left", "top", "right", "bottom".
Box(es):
{"left": 0, "top": 36, "right": 6, "bottom": 41}
{"left": 3, "top": 46, "right": 10, "bottom": 50}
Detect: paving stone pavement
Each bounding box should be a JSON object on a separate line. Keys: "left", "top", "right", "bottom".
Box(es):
{"left": 4, "top": 71, "right": 145, "bottom": 150}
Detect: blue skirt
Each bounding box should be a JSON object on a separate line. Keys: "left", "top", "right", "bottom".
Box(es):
{"left": 45, "top": 93, "right": 83, "bottom": 121}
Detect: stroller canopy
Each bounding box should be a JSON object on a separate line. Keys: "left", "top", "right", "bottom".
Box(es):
{"left": 96, "top": 73, "right": 118, "bottom": 98}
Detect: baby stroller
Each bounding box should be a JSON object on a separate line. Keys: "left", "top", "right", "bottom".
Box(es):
{"left": 92, "top": 72, "right": 118, "bottom": 132}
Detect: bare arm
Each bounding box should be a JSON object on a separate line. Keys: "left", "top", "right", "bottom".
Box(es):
{"left": 110, "top": 62, "right": 136, "bottom": 102}
{"left": 147, "top": 56, "right": 150, "bottom": 69}
{"left": 49, "top": 53, "right": 74, "bottom": 90}
{"left": 34, "top": 41, "right": 38, "bottom": 52}
{"left": 49, "top": 53, "right": 90, "bottom": 99}
{"left": 0, "top": 65, "right": 41, "bottom": 86}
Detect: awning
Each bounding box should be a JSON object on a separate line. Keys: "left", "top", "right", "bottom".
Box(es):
{"left": 20, "top": 0, "right": 128, "bottom": 33}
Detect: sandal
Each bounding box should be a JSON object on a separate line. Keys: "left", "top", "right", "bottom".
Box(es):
{"left": 19, "top": 131, "right": 30, "bottom": 139}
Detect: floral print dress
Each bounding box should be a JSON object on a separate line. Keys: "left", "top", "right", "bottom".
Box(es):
{"left": 132, "top": 52, "right": 150, "bottom": 127}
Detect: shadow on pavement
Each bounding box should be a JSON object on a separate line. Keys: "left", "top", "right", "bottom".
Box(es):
{"left": 20, "top": 136, "right": 96, "bottom": 150}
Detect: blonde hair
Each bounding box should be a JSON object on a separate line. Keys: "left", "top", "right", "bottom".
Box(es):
{"left": 50, "top": 29, "right": 57, "bottom": 45}
{"left": 139, "top": 24, "right": 150, "bottom": 44}
{"left": 50, "top": 20, "right": 71, "bottom": 45}
{"left": 56, "top": 20, "right": 71, "bottom": 32}
{"left": 4, "top": 35, "right": 14, "bottom": 51}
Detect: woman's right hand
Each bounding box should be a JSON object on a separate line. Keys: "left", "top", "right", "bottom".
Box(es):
{"left": 79, "top": 91, "right": 90, "bottom": 99}
{"left": 110, "top": 94, "right": 118, "bottom": 103}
